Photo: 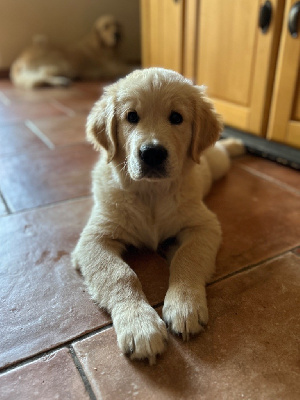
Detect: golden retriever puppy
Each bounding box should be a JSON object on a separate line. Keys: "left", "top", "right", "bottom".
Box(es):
{"left": 10, "top": 15, "right": 131, "bottom": 89}
{"left": 72, "top": 68, "right": 244, "bottom": 364}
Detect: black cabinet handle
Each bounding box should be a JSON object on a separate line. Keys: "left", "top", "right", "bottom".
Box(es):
{"left": 259, "top": 1, "right": 272, "bottom": 33}
{"left": 288, "top": 1, "right": 300, "bottom": 38}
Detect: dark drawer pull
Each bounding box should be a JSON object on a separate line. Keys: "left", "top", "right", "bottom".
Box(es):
{"left": 288, "top": 1, "right": 300, "bottom": 38}
{"left": 259, "top": 1, "right": 272, "bottom": 33}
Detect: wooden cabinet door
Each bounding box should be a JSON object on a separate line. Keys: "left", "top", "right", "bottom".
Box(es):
{"left": 267, "top": 0, "right": 300, "bottom": 149}
{"left": 140, "top": 0, "right": 184, "bottom": 73}
{"left": 196, "top": 0, "right": 284, "bottom": 136}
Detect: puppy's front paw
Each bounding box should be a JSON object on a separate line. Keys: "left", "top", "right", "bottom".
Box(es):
{"left": 113, "top": 303, "right": 168, "bottom": 365}
{"left": 162, "top": 287, "right": 208, "bottom": 341}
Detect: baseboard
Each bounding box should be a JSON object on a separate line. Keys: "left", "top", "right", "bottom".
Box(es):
{"left": 221, "top": 127, "right": 300, "bottom": 171}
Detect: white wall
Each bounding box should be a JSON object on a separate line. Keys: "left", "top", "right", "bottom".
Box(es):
{"left": 0, "top": 0, "right": 141, "bottom": 69}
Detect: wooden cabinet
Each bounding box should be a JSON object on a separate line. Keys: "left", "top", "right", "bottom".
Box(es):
{"left": 196, "top": 0, "right": 284, "bottom": 136}
{"left": 140, "top": 0, "right": 184, "bottom": 73}
{"left": 267, "top": 0, "right": 300, "bottom": 148}
{"left": 140, "top": 0, "right": 300, "bottom": 149}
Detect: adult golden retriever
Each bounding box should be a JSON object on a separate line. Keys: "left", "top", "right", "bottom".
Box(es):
{"left": 72, "top": 68, "right": 243, "bottom": 364}
{"left": 10, "top": 15, "right": 131, "bottom": 89}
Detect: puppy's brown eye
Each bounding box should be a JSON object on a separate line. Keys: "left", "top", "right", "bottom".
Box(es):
{"left": 127, "top": 111, "right": 139, "bottom": 124}
{"left": 169, "top": 111, "right": 183, "bottom": 125}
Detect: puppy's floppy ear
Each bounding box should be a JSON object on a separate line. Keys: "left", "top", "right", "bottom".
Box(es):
{"left": 93, "top": 25, "right": 104, "bottom": 48}
{"left": 190, "top": 85, "right": 223, "bottom": 163}
{"left": 86, "top": 86, "right": 117, "bottom": 163}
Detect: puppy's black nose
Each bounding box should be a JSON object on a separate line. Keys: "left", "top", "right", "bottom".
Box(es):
{"left": 114, "top": 31, "right": 121, "bottom": 41}
{"left": 139, "top": 144, "right": 168, "bottom": 168}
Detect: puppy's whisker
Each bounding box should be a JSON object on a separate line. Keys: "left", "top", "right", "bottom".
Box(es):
{"left": 115, "top": 162, "right": 125, "bottom": 170}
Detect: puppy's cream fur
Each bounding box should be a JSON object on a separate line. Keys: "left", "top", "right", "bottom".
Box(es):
{"left": 72, "top": 68, "right": 243, "bottom": 364}
{"left": 10, "top": 15, "right": 131, "bottom": 89}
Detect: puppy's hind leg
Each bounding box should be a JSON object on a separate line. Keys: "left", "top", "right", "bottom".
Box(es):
{"left": 11, "top": 67, "right": 71, "bottom": 89}
{"left": 33, "top": 66, "right": 71, "bottom": 87}
{"left": 42, "top": 76, "right": 71, "bottom": 87}
{"left": 204, "top": 138, "right": 245, "bottom": 182}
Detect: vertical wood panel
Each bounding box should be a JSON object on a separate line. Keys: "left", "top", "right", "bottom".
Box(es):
{"left": 197, "top": 0, "right": 259, "bottom": 106}
{"left": 141, "top": 0, "right": 150, "bottom": 67}
{"left": 291, "top": 73, "right": 300, "bottom": 121}
{"left": 267, "top": 0, "right": 300, "bottom": 147}
{"left": 248, "top": 0, "right": 285, "bottom": 134}
{"left": 162, "top": 0, "right": 184, "bottom": 72}
{"left": 149, "top": 0, "right": 164, "bottom": 67}
{"left": 140, "top": 0, "right": 184, "bottom": 72}
{"left": 183, "top": 0, "right": 198, "bottom": 80}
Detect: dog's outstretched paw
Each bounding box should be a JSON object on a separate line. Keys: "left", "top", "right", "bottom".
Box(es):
{"left": 162, "top": 287, "right": 208, "bottom": 341}
{"left": 113, "top": 303, "right": 168, "bottom": 365}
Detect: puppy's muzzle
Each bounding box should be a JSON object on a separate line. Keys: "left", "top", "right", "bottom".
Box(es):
{"left": 139, "top": 144, "right": 168, "bottom": 178}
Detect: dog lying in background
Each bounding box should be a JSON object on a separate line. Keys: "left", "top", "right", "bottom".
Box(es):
{"left": 72, "top": 68, "right": 244, "bottom": 364}
{"left": 10, "top": 15, "right": 132, "bottom": 89}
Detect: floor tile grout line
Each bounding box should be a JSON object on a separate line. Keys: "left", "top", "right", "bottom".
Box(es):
{"left": 0, "top": 246, "right": 298, "bottom": 376}
{"left": 71, "top": 324, "right": 113, "bottom": 347}
{"left": 0, "top": 91, "right": 11, "bottom": 106}
{"left": 50, "top": 99, "right": 77, "bottom": 117}
{"left": 0, "top": 190, "right": 12, "bottom": 214}
{"left": 236, "top": 164, "right": 300, "bottom": 196}
{"left": 0, "top": 139, "right": 93, "bottom": 159}
{"left": 208, "top": 246, "right": 300, "bottom": 287}
{"left": 68, "top": 346, "right": 98, "bottom": 400}
{"left": 24, "top": 119, "right": 55, "bottom": 150}
{"left": 0, "top": 323, "right": 113, "bottom": 376}
{"left": 0, "top": 194, "right": 93, "bottom": 218}
{"left": 154, "top": 247, "right": 299, "bottom": 306}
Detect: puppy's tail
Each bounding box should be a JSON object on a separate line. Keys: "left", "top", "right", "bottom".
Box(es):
{"left": 204, "top": 138, "right": 245, "bottom": 182}
{"left": 218, "top": 137, "right": 245, "bottom": 158}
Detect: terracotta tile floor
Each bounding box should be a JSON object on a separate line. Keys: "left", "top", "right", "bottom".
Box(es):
{"left": 0, "top": 79, "right": 299, "bottom": 400}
